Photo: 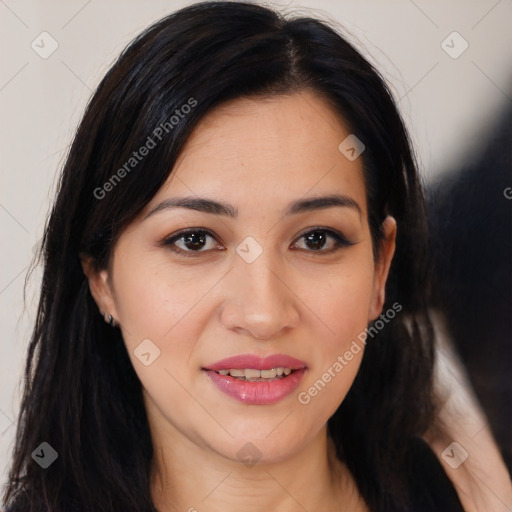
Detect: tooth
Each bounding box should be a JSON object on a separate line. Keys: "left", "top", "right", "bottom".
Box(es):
{"left": 244, "top": 369, "right": 261, "bottom": 379}
{"left": 221, "top": 367, "right": 294, "bottom": 379}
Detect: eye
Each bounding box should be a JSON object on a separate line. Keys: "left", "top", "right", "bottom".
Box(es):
{"left": 292, "top": 227, "right": 355, "bottom": 253}
{"left": 161, "top": 228, "right": 223, "bottom": 256}
{"left": 160, "top": 227, "right": 354, "bottom": 257}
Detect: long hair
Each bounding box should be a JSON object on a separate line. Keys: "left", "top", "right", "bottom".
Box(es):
{"left": 3, "top": 2, "right": 435, "bottom": 510}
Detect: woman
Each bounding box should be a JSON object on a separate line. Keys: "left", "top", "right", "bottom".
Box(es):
{"left": 2, "top": 2, "right": 510, "bottom": 511}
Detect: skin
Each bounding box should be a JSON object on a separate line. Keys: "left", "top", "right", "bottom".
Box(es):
{"left": 425, "top": 313, "right": 512, "bottom": 512}
{"left": 82, "top": 89, "right": 396, "bottom": 512}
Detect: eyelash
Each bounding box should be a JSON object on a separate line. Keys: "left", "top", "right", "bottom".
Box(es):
{"left": 160, "top": 227, "right": 355, "bottom": 258}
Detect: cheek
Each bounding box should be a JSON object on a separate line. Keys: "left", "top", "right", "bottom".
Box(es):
{"left": 112, "top": 254, "right": 212, "bottom": 348}
{"left": 324, "top": 277, "right": 374, "bottom": 335}
{"left": 296, "top": 259, "right": 374, "bottom": 417}
{"left": 110, "top": 258, "right": 212, "bottom": 426}
{"left": 307, "top": 258, "right": 375, "bottom": 349}
{"left": 108, "top": 255, "right": 224, "bottom": 417}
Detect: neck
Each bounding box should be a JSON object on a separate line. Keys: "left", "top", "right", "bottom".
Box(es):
{"left": 150, "top": 422, "right": 362, "bottom": 512}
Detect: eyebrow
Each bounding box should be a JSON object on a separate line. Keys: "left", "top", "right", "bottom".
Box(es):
{"left": 144, "top": 193, "right": 361, "bottom": 220}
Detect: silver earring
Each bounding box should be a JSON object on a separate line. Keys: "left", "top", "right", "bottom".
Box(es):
{"left": 103, "top": 312, "right": 116, "bottom": 327}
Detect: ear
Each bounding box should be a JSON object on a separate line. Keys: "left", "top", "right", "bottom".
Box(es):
{"left": 80, "top": 254, "right": 118, "bottom": 321}
{"left": 368, "top": 216, "right": 397, "bottom": 321}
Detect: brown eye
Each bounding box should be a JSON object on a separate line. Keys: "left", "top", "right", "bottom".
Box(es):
{"left": 162, "top": 229, "right": 223, "bottom": 256}
{"left": 292, "top": 228, "right": 354, "bottom": 253}
{"left": 161, "top": 226, "right": 354, "bottom": 258}
{"left": 177, "top": 231, "right": 209, "bottom": 251}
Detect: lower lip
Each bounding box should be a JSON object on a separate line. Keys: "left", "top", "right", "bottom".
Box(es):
{"left": 204, "top": 369, "right": 306, "bottom": 405}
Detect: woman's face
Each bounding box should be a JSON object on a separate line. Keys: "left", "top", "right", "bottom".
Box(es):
{"left": 86, "top": 89, "right": 395, "bottom": 465}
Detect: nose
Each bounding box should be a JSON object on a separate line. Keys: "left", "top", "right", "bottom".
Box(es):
{"left": 220, "top": 251, "right": 300, "bottom": 340}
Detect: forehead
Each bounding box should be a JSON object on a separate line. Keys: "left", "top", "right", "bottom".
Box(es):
{"left": 148, "top": 89, "right": 367, "bottom": 217}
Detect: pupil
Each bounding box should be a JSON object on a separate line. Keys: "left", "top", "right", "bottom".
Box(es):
{"left": 184, "top": 232, "right": 206, "bottom": 250}
{"left": 305, "top": 231, "right": 326, "bottom": 250}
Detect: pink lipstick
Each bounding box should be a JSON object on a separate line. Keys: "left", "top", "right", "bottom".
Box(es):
{"left": 203, "top": 353, "right": 307, "bottom": 405}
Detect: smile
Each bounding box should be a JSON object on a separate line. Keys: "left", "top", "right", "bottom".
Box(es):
{"left": 203, "top": 354, "right": 307, "bottom": 405}
{"left": 215, "top": 367, "right": 293, "bottom": 380}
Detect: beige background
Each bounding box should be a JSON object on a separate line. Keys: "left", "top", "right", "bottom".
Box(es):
{"left": 1, "top": 0, "right": 511, "bottom": 488}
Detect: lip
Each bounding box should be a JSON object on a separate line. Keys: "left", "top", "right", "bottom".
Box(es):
{"left": 204, "top": 353, "right": 307, "bottom": 372}
{"left": 203, "top": 353, "right": 308, "bottom": 405}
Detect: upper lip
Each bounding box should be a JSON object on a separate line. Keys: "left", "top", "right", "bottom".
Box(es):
{"left": 204, "top": 353, "right": 307, "bottom": 372}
